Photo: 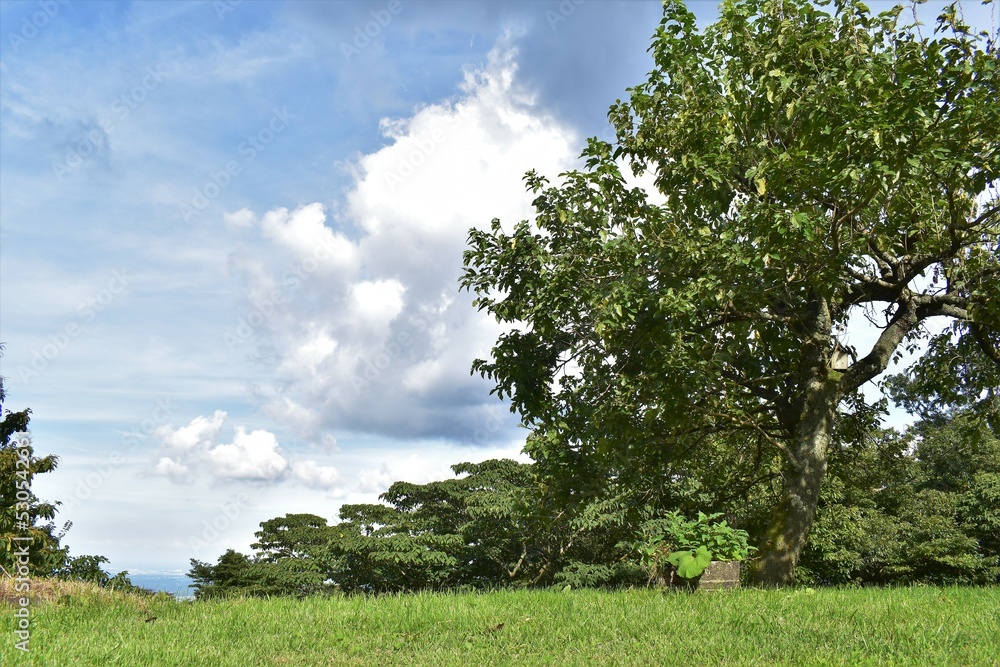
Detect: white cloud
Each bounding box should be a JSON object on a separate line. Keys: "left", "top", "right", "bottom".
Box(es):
{"left": 205, "top": 427, "right": 289, "bottom": 481}
{"left": 261, "top": 395, "right": 322, "bottom": 437}
{"left": 258, "top": 203, "right": 355, "bottom": 266}
{"left": 152, "top": 457, "right": 192, "bottom": 483}
{"left": 225, "top": 41, "right": 578, "bottom": 444}
{"left": 356, "top": 463, "right": 393, "bottom": 494}
{"left": 156, "top": 411, "right": 226, "bottom": 451}
{"left": 277, "top": 328, "right": 338, "bottom": 378}
{"left": 349, "top": 279, "right": 406, "bottom": 326}
{"left": 224, "top": 208, "right": 255, "bottom": 228}
{"left": 291, "top": 460, "right": 340, "bottom": 490}
{"left": 150, "top": 412, "right": 341, "bottom": 485}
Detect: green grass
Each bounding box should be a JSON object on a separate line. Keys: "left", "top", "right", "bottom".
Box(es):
{"left": 2, "top": 582, "right": 998, "bottom": 666}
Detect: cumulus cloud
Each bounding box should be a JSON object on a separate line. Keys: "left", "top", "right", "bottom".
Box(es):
{"left": 224, "top": 41, "right": 578, "bottom": 445}
{"left": 152, "top": 456, "right": 192, "bottom": 482}
{"left": 292, "top": 460, "right": 341, "bottom": 490}
{"left": 258, "top": 203, "right": 358, "bottom": 269}
{"left": 151, "top": 412, "right": 339, "bottom": 489}
{"left": 204, "top": 427, "right": 289, "bottom": 481}
{"left": 156, "top": 410, "right": 226, "bottom": 451}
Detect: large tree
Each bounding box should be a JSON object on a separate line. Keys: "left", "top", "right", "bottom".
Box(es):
{"left": 462, "top": 0, "right": 999, "bottom": 584}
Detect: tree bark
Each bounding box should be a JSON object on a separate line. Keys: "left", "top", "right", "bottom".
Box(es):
{"left": 750, "top": 298, "right": 841, "bottom": 586}
{"left": 750, "top": 372, "right": 839, "bottom": 585}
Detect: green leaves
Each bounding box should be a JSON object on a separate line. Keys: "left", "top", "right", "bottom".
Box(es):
{"left": 632, "top": 511, "right": 757, "bottom": 584}
{"left": 800, "top": 413, "right": 1000, "bottom": 586}
{"left": 0, "top": 389, "right": 71, "bottom": 578}
{"left": 463, "top": 0, "right": 999, "bottom": 585}
{"left": 667, "top": 545, "right": 713, "bottom": 579}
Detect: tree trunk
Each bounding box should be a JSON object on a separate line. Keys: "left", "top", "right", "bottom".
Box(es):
{"left": 750, "top": 378, "right": 838, "bottom": 586}
{"left": 750, "top": 300, "right": 841, "bottom": 586}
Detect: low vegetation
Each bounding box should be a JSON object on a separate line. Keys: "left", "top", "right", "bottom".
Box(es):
{"left": 2, "top": 581, "right": 998, "bottom": 666}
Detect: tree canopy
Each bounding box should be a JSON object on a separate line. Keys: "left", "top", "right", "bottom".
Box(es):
{"left": 461, "top": 0, "right": 999, "bottom": 584}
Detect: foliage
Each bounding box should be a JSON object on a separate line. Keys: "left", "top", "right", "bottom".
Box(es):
{"left": 188, "top": 461, "right": 555, "bottom": 597}
{"left": 327, "top": 459, "right": 545, "bottom": 592}
{"left": 666, "top": 546, "right": 714, "bottom": 580}
{"left": 326, "top": 458, "right": 643, "bottom": 592}
{"left": 250, "top": 513, "right": 337, "bottom": 597}
{"left": 798, "top": 414, "right": 1000, "bottom": 585}
{"left": 188, "top": 409, "right": 1000, "bottom": 596}
{"left": 55, "top": 553, "right": 144, "bottom": 593}
{"left": 461, "top": 0, "right": 1000, "bottom": 584}
{"left": 631, "top": 511, "right": 756, "bottom": 582}
{"left": 189, "top": 550, "right": 261, "bottom": 599}
{"left": 0, "top": 352, "right": 70, "bottom": 577}
{"left": 188, "top": 460, "right": 653, "bottom": 598}
{"left": 886, "top": 323, "right": 1000, "bottom": 430}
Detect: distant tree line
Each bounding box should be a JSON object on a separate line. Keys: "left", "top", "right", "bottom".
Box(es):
{"left": 187, "top": 409, "right": 1000, "bottom": 598}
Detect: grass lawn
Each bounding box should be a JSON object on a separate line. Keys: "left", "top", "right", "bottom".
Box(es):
{"left": 2, "top": 582, "right": 998, "bottom": 666}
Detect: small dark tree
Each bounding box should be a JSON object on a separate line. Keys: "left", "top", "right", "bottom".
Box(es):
{"left": 56, "top": 553, "right": 143, "bottom": 593}
{"left": 251, "top": 514, "right": 336, "bottom": 597}
{"left": 328, "top": 459, "right": 544, "bottom": 592}
{"left": 188, "top": 550, "right": 256, "bottom": 599}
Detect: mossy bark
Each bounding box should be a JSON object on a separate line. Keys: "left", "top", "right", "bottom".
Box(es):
{"left": 750, "top": 299, "right": 841, "bottom": 587}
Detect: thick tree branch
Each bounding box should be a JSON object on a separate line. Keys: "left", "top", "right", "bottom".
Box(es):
{"left": 970, "top": 322, "right": 1000, "bottom": 365}
{"left": 842, "top": 291, "right": 971, "bottom": 393}
{"left": 966, "top": 201, "right": 1000, "bottom": 230}
{"left": 842, "top": 300, "right": 919, "bottom": 393}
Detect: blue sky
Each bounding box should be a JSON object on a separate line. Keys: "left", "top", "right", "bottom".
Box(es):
{"left": 1, "top": 0, "right": 996, "bottom": 575}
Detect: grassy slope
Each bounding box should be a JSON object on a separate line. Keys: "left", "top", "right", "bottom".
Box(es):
{"left": 1, "top": 583, "right": 998, "bottom": 666}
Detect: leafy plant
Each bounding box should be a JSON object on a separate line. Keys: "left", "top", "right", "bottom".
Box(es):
{"left": 667, "top": 546, "right": 714, "bottom": 580}
{"left": 633, "top": 511, "right": 756, "bottom": 582}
